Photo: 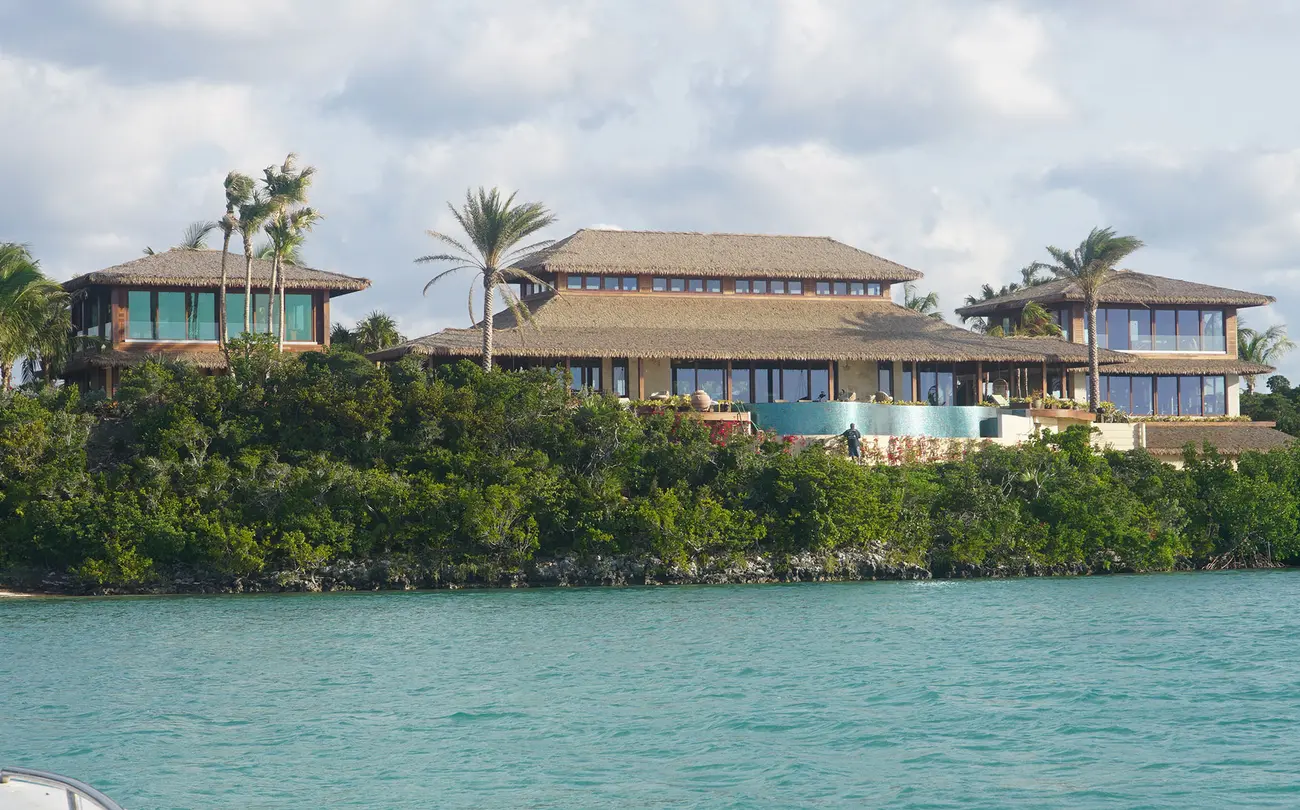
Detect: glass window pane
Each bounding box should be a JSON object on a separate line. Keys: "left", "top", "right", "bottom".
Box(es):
{"left": 671, "top": 278, "right": 686, "bottom": 292}
{"left": 1202, "top": 311, "right": 1225, "bottom": 352}
{"left": 782, "top": 367, "right": 808, "bottom": 401}
{"left": 877, "top": 362, "right": 893, "bottom": 397}
{"left": 653, "top": 277, "right": 667, "bottom": 292}
{"left": 688, "top": 279, "right": 704, "bottom": 292}
{"left": 920, "top": 370, "right": 938, "bottom": 405}
{"left": 902, "top": 368, "right": 914, "bottom": 401}
{"left": 1093, "top": 309, "right": 1107, "bottom": 349}
{"left": 672, "top": 364, "right": 694, "bottom": 395}
{"left": 252, "top": 293, "right": 275, "bottom": 334}
{"left": 156, "top": 291, "right": 187, "bottom": 340}
{"left": 809, "top": 367, "right": 829, "bottom": 401}
{"left": 603, "top": 276, "right": 619, "bottom": 290}
{"left": 697, "top": 367, "right": 725, "bottom": 400}
{"left": 788, "top": 281, "right": 803, "bottom": 295}
{"left": 189, "top": 292, "right": 217, "bottom": 340}
{"left": 1204, "top": 376, "right": 1225, "bottom": 415}
{"left": 772, "top": 280, "right": 786, "bottom": 295}
{"left": 1097, "top": 375, "right": 1109, "bottom": 405}
{"left": 1154, "top": 310, "right": 1176, "bottom": 350}
{"left": 567, "top": 275, "right": 582, "bottom": 290}
{"left": 1108, "top": 376, "right": 1131, "bottom": 413}
{"left": 736, "top": 280, "right": 750, "bottom": 294}
{"left": 284, "top": 294, "right": 312, "bottom": 341}
{"left": 753, "top": 367, "right": 772, "bottom": 403}
{"left": 589, "top": 363, "right": 601, "bottom": 392}
{"left": 706, "top": 279, "right": 721, "bottom": 293}
{"left": 731, "top": 366, "right": 751, "bottom": 402}
{"left": 127, "top": 290, "right": 153, "bottom": 339}
{"left": 1178, "top": 310, "right": 1200, "bottom": 351}
{"left": 937, "top": 370, "right": 954, "bottom": 406}
{"left": 584, "top": 276, "right": 600, "bottom": 290}
{"left": 622, "top": 277, "right": 638, "bottom": 291}
{"left": 1130, "top": 376, "right": 1153, "bottom": 416}
{"left": 833, "top": 281, "right": 848, "bottom": 296}
{"left": 753, "top": 280, "right": 767, "bottom": 294}
{"left": 850, "top": 282, "right": 865, "bottom": 296}
{"left": 1180, "top": 376, "right": 1202, "bottom": 415}
{"left": 816, "top": 281, "right": 831, "bottom": 295}
{"left": 1156, "top": 377, "right": 1178, "bottom": 415}
{"left": 612, "top": 361, "right": 628, "bottom": 397}
{"left": 1129, "top": 309, "right": 1152, "bottom": 351}
{"left": 868, "top": 283, "right": 882, "bottom": 296}
{"left": 1106, "top": 308, "right": 1128, "bottom": 350}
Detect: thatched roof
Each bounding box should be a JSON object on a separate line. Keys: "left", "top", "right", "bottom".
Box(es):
{"left": 513, "top": 229, "right": 924, "bottom": 282}
{"left": 62, "top": 250, "right": 370, "bottom": 295}
{"left": 1144, "top": 423, "right": 1294, "bottom": 456}
{"left": 1098, "top": 357, "right": 1274, "bottom": 376}
{"left": 955, "top": 270, "right": 1274, "bottom": 317}
{"left": 370, "top": 293, "right": 1134, "bottom": 365}
{"left": 65, "top": 349, "right": 229, "bottom": 372}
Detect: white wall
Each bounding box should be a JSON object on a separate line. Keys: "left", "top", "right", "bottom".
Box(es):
{"left": 1227, "top": 374, "right": 1241, "bottom": 416}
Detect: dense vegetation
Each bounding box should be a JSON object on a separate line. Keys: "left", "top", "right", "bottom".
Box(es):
{"left": 1242, "top": 375, "right": 1300, "bottom": 437}
{"left": 3, "top": 348, "right": 1300, "bottom": 592}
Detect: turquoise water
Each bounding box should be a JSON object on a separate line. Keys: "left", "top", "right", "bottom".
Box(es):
{"left": 4, "top": 574, "right": 1300, "bottom": 809}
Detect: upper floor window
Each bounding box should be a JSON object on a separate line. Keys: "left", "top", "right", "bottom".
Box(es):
{"left": 125, "top": 289, "right": 314, "bottom": 342}
{"left": 650, "top": 277, "right": 720, "bottom": 293}
{"left": 736, "top": 279, "right": 801, "bottom": 294}
{"left": 1093, "top": 307, "right": 1226, "bottom": 352}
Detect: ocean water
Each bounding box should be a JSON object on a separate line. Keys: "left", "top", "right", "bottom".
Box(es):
{"left": 3, "top": 573, "right": 1299, "bottom": 809}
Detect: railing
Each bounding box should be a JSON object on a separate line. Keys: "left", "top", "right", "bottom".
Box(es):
{"left": 0, "top": 766, "right": 125, "bottom": 810}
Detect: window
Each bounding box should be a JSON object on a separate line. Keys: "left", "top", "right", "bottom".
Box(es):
{"left": 127, "top": 291, "right": 152, "bottom": 339}
{"left": 567, "top": 275, "right": 582, "bottom": 290}
{"left": 622, "top": 277, "right": 638, "bottom": 291}
{"left": 1105, "top": 307, "right": 1128, "bottom": 350}
{"left": 706, "top": 279, "right": 722, "bottom": 293}
{"left": 736, "top": 280, "right": 751, "bottom": 294}
{"left": 1204, "top": 376, "right": 1226, "bottom": 415}
{"left": 1157, "top": 376, "right": 1179, "bottom": 415}
{"left": 1130, "top": 376, "right": 1153, "bottom": 416}
{"left": 1180, "top": 376, "right": 1202, "bottom": 415}
{"left": 816, "top": 282, "right": 831, "bottom": 296}
{"left": 753, "top": 366, "right": 773, "bottom": 403}
{"left": 283, "top": 294, "right": 313, "bottom": 341}
{"left": 1154, "top": 310, "right": 1176, "bottom": 351}
{"left": 782, "top": 367, "right": 809, "bottom": 401}
{"left": 833, "top": 281, "right": 848, "bottom": 296}
{"left": 653, "top": 277, "right": 667, "bottom": 292}
{"left": 570, "top": 361, "right": 601, "bottom": 391}
{"left": 603, "top": 276, "right": 619, "bottom": 291}
{"left": 1202, "top": 311, "right": 1225, "bottom": 352}
{"left": 877, "top": 361, "right": 893, "bottom": 397}
{"left": 788, "top": 281, "right": 803, "bottom": 295}
{"left": 688, "top": 278, "right": 704, "bottom": 293}
{"left": 671, "top": 278, "right": 686, "bottom": 292}
{"left": 671, "top": 363, "right": 724, "bottom": 398}
{"left": 1177, "top": 310, "right": 1200, "bottom": 351}
{"left": 753, "top": 280, "right": 768, "bottom": 295}
{"left": 127, "top": 290, "right": 218, "bottom": 341}
{"left": 1102, "top": 374, "right": 1227, "bottom": 415}
{"left": 1108, "top": 375, "right": 1131, "bottom": 413}
{"left": 810, "top": 366, "right": 830, "bottom": 401}
{"left": 850, "top": 282, "right": 866, "bottom": 296}
{"left": 901, "top": 366, "right": 914, "bottom": 400}
{"left": 771, "top": 280, "right": 786, "bottom": 295}
{"left": 584, "top": 275, "right": 600, "bottom": 290}
{"left": 1129, "top": 309, "right": 1152, "bottom": 351}
{"left": 918, "top": 364, "right": 954, "bottom": 406}
{"left": 731, "top": 366, "right": 750, "bottom": 402}
{"left": 867, "top": 283, "right": 882, "bottom": 296}
{"left": 612, "top": 359, "right": 629, "bottom": 397}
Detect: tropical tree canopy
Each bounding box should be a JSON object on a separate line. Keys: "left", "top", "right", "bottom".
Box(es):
{"left": 1239, "top": 323, "right": 1296, "bottom": 392}
{"left": 902, "top": 282, "right": 942, "bottom": 320}
{"left": 1032, "top": 226, "right": 1145, "bottom": 410}
{"left": 0, "top": 244, "right": 69, "bottom": 388}
{"left": 417, "top": 187, "right": 557, "bottom": 370}
{"left": 346, "top": 311, "right": 405, "bottom": 354}
{"left": 143, "top": 220, "right": 220, "bottom": 255}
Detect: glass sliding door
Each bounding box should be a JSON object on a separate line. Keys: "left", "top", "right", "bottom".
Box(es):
{"left": 696, "top": 366, "right": 726, "bottom": 400}
{"left": 809, "top": 366, "right": 829, "bottom": 401}
{"left": 1130, "top": 376, "right": 1153, "bottom": 416}
{"left": 1154, "top": 310, "right": 1177, "bottom": 351}
{"left": 730, "top": 366, "right": 751, "bottom": 403}
{"left": 1156, "top": 376, "right": 1179, "bottom": 415}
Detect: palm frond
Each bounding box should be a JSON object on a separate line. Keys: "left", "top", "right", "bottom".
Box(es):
{"left": 179, "top": 220, "right": 220, "bottom": 250}
{"left": 422, "top": 265, "right": 476, "bottom": 296}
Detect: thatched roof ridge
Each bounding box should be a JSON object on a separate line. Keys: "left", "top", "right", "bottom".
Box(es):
{"left": 1144, "top": 423, "right": 1294, "bottom": 456}
{"left": 62, "top": 249, "right": 370, "bottom": 295}
{"left": 955, "top": 270, "right": 1274, "bottom": 317}
{"left": 1098, "top": 357, "right": 1273, "bottom": 376}
{"left": 512, "top": 229, "right": 924, "bottom": 282}
{"left": 370, "top": 293, "right": 1134, "bottom": 365}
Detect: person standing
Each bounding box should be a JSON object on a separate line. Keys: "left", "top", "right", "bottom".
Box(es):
{"left": 841, "top": 422, "right": 862, "bottom": 461}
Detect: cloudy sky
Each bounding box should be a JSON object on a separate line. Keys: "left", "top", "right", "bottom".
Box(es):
{"left": 4, "top": 0, "right": 1300, "bottom": 377}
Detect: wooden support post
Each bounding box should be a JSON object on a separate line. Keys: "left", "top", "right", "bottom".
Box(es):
{"left": 724, "top": 360, "right": 732, "bottom": 401}
{"left": 828, "top": 361, "right": 836, "bottom": 400}
{"left": 975, "top": 360, "right": 983, "bottom": 402}
{"left": 911, "top": 361, "right": 919, "bottom": 402}
{"left": 1041, "top": 361, "right": 1048, "bottom": 397}
{"left": 637, "top": 358, "right": 644, "bottom": 399}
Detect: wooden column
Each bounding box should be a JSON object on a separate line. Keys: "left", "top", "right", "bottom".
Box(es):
{"left": 828, "top": 361, "right": 836, "bottom": 400}
{"left": 724, "top": 360, "right": 733, "bottom": 401}
{"left": 637, "top": 359, "right": 644, "bottom": 399}
{"left": 321, "top": 291, "right": 331, "bottom": 347}
{"left": 911, "top": 361, "right": 919, "bottom": 401}
{"left": 975, "top": 360, "right": 983, "bottom": 402}
{"left": 1041, "top": 361, "right": 1048, "bottom": 397}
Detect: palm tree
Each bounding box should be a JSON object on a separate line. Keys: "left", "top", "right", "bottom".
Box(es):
{"left": 417, "top": 187, "right": 557, "bottom": 371}
{"left": 349, "top": 311, "right": 405, "bottom": 353}
{"left": 20, "top": 292, "right": 76, "bottom": 385}
{"left": 261, "top": 154, "right": 317, "bottom": 349}
{"left": 1032, "top": 226, "right": 1146, "bottom": 410}
{"left": 237, "top": 192, "right": 273, "bottom": 334}
{"left": 1238, "top": 323, "right": 1295, "bottom": 393}
{"left": 143, "top": 220, "right": 221, "bottom": 256}
{"left": 330, "top": 323, "right": 355, "bottom": 349}
{"left": 219, "top": 173, "right": 255, "bottom": 348}
{"left": 254, "top": 240, "right": 303, "bottom": 265}
{"left": 1013, "top": 301, "right": 1063, "bottom": 338}
{"left": 0, "top": 244, "right": 67, "bottom": 389}
{"left": 902, "top": 282, "right": 943, "bottom": 320}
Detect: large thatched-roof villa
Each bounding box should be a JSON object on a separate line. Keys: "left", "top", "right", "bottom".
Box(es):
{"left": 370, "top": 229, "right": 1292, "bottom": 460}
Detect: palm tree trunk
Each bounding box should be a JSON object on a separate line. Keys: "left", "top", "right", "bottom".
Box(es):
{"left": 1245, "top": 375, "right": 1256, "bottom": 394}
{"left": 278, "top": 259, "right": 286, "bottom": 351}
{"left": 268, "top": 255, "right": 279, "bottom": 337}
{"left": 481, "top": 273, "right": 494, "bottom": 372}
{"left": 1086, "top": 299, "right": 1100, "bottom": 411}
{"left": 243, "top": 238, "right": 254, "bottom": 335}
{"left": 218, "top": 231, "right": 231, "bottom": 348}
